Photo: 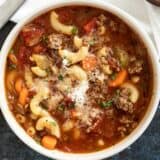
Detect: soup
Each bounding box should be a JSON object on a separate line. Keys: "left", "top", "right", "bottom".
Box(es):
{"left": 5, "top": 6, "right": 153, "bottom": 153}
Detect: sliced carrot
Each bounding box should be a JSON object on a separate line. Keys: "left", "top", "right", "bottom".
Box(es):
{"left": 70, "top": 109, "right": 82, "bottom": 118}
{"left": 18, "top": 87, "right": 28, "bottom": 106}
{"left": 109, "top": 69, "right": 127, "bottom": 87}
{"left": 84, "top": 18, "right": 97, "bottom": 33}
{"left": 41, "top": 135, "right": 57, "bottom": 150}
{"left": 82, "top": 55, "right": 97, "bottom": 71}
{"left": 6, "top": 70, "right": 18, "bottom": 92}
{"left": 8, "top": 53, "right": 17, "bottom": 64}
{"left": 15, "top": 78, "right": 24, "bottom": 93}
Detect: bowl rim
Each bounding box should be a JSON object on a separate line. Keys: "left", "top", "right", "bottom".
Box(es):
{"left": 0, "top": 0, "right": 160, "bottom": 160}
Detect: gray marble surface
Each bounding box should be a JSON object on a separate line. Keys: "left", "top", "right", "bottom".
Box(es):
{"left": 0, "top": 107, "right": 160, "bottom": 160}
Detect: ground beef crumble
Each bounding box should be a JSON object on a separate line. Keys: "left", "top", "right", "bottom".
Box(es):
{"left": 48, "top": 33, "right": 63, "bottom": 49}
{"left": 128, "top": 60, "right": 143, "bottom": 74}
{"left": 114, "top": 88, "right": 134, "bottom": 113}
{"left": 118, "top": 115, "right": 138, "bottom": 137}
{"left": 76, "top": 106, "right": 103, "bottom": 133}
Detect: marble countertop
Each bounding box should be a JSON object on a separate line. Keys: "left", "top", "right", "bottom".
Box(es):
{"left": 1, "top": 108, "right": 160, "bottom": 160}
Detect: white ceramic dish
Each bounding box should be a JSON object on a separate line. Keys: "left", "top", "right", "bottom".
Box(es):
{"left": 10, "top": 0, "right": 152, "bottom": 34}
{"left": 0, "top": 1, "right": 160, "bottom": 160}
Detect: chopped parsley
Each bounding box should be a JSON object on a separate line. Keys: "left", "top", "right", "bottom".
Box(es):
{"left": 10, "top": 49, "right": 15, "bottom": 54}
{"left": 35, "top": 139, "right": 41, "bottom": 144}
{"left": 57, "top": 105, "right": 65, "bottom": 111}
{"left": 50, "top": 121, "right": 56, "bottom": 126}
{"left": 100, "top": 100, "right": 113, "bottom": 108}
{"left": 9, "top": 64, "right": 16, "bottom": 70}
{"left": 89, "top": 40, "right": 95, "bottom": 46}
{"left": 46, "top": 68, "right": 51, "bottom": 74}
{"left": 71, "top": 26, "right": 78, "bottom": 35}
{"left": 110, "top": 73, "right": 117, "bottom": 80}
{"left": 58, "top": 74, "right": 64, "bottom": 81}
{"left": 41, "top": 35, "right": 48, "bottom": 44}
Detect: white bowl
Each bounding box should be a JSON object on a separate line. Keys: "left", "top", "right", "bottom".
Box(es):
{"left": 0, "top": 0, "right": 160, "bottom": 160}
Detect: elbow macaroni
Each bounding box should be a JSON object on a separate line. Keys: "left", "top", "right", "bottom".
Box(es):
{"left": 67, "top": 65, "right": 87, "bottom": 81}
{"left": 97, "top": 47, "right": 108, "bottom": 57}
{"left": 74, "top": 36, "right": 82, "bottom": 48}
{"left": 59, "top": 46, "right": 89, "bottom": 65}
{"left": 31, "top": 66, "right": 47, "bottom": 77}
{"left": 102, "top": 64, "right": 113, "bottom": 75}
{"left": 121, "top": 82, "right": 139, "bottom": 103}
{"left": 36, "top": 116, "right": 60, "bottom": 138}
{"left": 56, "top": 77, "right": 72, "bottom": 92}
{"left": 30, "top": 86, "right": 50, "bottom": 117}
{"left": 25, "top": 67, "right": 34, "bottom": 89}
{"left": 97, "top": 47, "right": 113, "bottom": 75}
{"left": 30, "top": 54, "right": 50, "bottom": 70}
{"left": 30, "top": 54, "right": 49, "bottom": 78}
{"left": 50, "top": 11, "right": 74, "bottom": 35}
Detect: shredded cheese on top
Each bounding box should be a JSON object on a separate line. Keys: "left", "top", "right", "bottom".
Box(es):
{"left": 69, "top": 81, "right": 89, "bottom": 107}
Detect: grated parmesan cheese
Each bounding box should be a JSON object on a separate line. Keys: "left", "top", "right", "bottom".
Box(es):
{"left": 89, "top": 69, "right": 105, "bottom": 83}
{"left": 69, "top": 81, "right": 89, "bottom": 107}
{"left": 62, "top": 58, "right": 69, "bottom": 66}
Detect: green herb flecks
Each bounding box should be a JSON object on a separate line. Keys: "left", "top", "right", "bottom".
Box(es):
{"left": 58, "top": 74, "right": 64, "bottom": 81}
{"left": 10, "top": 49, "right": 15, "bottom": 54}
{"left": 46, "top": 68, "right": 51, "bottom": 75}
{"left": 57, "top": 105, "right": 65, "bottom": 112}
{"left": 9, "top": 64, "right": 16, "bottom": 70}
{"left": 35, "top": 138, "right": 41, "bottom": 144}
{"left": 89, "top": 40, "right": 95, "bottom": 46}
{"left": 100, "top": 100, "right": 113, "bottom": 108}
{"left": 71, "top": 26, "right": 78, "bottom": 35}
{"left": 41, "top": 35, "right": 48, "bottom": 44}
{"left": 50, "top": 121, "right": 56, "bottom": 126}
{"left": 110, "top": 73, "right": 117, "bottom": 80}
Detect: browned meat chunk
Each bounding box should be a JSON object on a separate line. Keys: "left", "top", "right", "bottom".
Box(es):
{"left": 117, "top": 126, "right": 127, "bottom": 137}
{"left": 21, "top": 24, "right": 44, "bottom": 46}
{"left": 48, "top": 34, "right": 63, "bottom": 49}
{"left": 99, "top": 47, "right": 121, "bottom": 72}
{"left": 114, "top": 88, "right": 134, "bottom": 113}
{"left": 118, "top": 116, "right": 138, "bottom": 137}
{"left": 128, "top": 61, "right": 143, "bottom": 74}
{"left": 76, "top": 106, "right": 103, "bottom": 133}
{"left": 107, "top": 53, "right": 121, "bottom": 72}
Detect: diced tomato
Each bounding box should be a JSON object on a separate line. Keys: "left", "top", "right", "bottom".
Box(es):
{"left": 32, "top": 44, "right": 46, "bottom": 53}
{"left": 57, "top": 10, "right": 73, "bottom": 23}
{"left": 21, "top": 24, "right": 44, "bottom": 47}
{"left": 18, "top": 46, "right": 31, "bottom": 68}
{"left": 83, "top": 18, "right": 97, "bottom": 33}
{"left": 82, "top": 55, "right": 97, "bottom": 71}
